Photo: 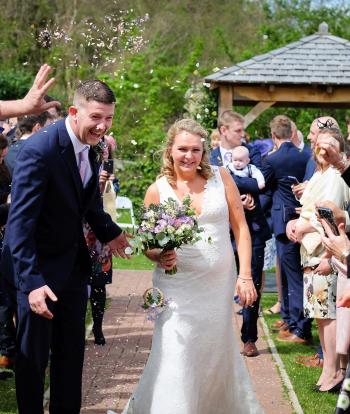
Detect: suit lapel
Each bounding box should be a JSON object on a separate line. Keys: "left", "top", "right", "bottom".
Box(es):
{"left": 212, "top": 147, "right": 223, "bottom": 166}
{"left": 58, "top": 123, "right": 83, "bottom": 204}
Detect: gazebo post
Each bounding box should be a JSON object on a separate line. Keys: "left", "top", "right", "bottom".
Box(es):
{"left": 218, "top": 85, "right": 233, "bottom": 114}
{"left": 244, "top": 101, "right": 276, "bottom": 128}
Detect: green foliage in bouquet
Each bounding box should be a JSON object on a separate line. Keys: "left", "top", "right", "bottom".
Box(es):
{"left": 132, "top": 196, "right": 204, "bottom": 255}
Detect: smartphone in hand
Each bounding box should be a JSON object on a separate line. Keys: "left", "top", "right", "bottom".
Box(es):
{"left": 316, "top": 206, "right": 340, "bottom": 236}
{"left": 103, "top": 159, "right": 114, "bottom": 175}
{"left": 287, "top": 175, "right": 300, "bottom": 185}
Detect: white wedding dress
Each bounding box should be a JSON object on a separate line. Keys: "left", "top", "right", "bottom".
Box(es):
{"left": 122, "top": 166, "right": 263, "bottom": 414}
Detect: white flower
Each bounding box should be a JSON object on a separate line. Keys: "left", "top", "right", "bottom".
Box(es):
{"left": 166, "top": 225, "right": 175, "bottom": 233}
{"left": 133, "top": 83, "right": 140, "bottom": 88}
{"left": 343, "top": 378, "right": 350, "bottom": 391}
{"left": 145, "top": 210, "right": 155, "bottom": 219}
{"left": 131, "top": 139, "right": 137, "bottom": 145}
{"left": 337, "top": 394, "right": 350, "bottom": 410}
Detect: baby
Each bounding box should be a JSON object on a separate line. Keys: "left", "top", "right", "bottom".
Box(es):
{"left": 227, "top": 145, "right": 265, "bottom": 189}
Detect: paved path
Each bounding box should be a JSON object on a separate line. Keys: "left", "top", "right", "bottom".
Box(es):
{"left": 81, "top": 270, "right": 293, "bottom": 414}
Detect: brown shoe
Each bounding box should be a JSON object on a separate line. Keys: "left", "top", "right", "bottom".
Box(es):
{"left": 272, "top": 320, "right": 285, "bottom": 328}
{"left": 271, "top": 321, "right": 289, "bottom": 333}
{"left": 0, "top": 356, "right": 14, "bottom": 369}
{"left": 297, "top": 356, "right": 324, "bottom": 368}
{"left": 242, "top": 342, "right": 259, "bottom": 357}
{"left": 277, "top": 329, "right": 293, "bottom": 339}
{"left": 276, "top": 334, "right": 312, "bottom": 344}
{"left": 296, "top": 353, "right": 320, "bottom": 362}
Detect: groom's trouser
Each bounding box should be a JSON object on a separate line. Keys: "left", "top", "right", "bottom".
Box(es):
{"left": 15, "top": 275, "right": 88, "bottom": 414}
{"left": 240, "top": 244, "right": 265, "bottom": 343}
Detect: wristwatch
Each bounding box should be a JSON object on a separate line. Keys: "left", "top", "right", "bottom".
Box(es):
{"left": 340, "top": 249, "right": 350, "bottom": 263}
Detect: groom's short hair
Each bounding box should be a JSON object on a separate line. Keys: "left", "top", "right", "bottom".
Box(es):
{"left": 73, "top": 80, "right": 115, "bottom": 106}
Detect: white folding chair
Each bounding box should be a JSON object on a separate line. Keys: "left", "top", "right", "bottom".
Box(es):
{"left": 115, "top": 196, "right": 137, "bottom": 230}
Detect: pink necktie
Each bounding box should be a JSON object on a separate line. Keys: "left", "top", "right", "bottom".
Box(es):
{"left": 79, "top": 148, "right": 89, "bottom": 187}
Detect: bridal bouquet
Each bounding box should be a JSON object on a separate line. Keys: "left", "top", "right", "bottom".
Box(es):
{"left": 133, "top": 196, "right": 204, "bottom": 275}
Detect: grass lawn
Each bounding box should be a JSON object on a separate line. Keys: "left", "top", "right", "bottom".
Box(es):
{"left": 0, "top": 374, "right": 16, "bottom": 414}
{"left": 113, "top": 253, "right": 154, "bottom": 270}
{"left": 261, "top": 292, "right": 338, "bottom": 414}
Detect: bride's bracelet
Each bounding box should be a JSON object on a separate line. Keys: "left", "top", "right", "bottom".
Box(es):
{"left": 238, "top": 275, "right": 253, "bottom": 283}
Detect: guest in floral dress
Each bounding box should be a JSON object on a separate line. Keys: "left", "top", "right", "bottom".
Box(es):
{"left": 295, "top": 127, "right": 350, "bottom": 392}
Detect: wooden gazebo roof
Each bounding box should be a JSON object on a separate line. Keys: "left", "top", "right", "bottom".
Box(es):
{"left": 204, "top": 22, "right": 350, "bottom": 126}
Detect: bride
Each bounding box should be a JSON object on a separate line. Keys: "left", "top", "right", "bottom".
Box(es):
{"left": 122, "top": 119, "right": 262, "bottom": 414}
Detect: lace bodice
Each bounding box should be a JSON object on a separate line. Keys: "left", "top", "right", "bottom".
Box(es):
{"left": 156, "top": 166, "right": 231, "bottom": 252}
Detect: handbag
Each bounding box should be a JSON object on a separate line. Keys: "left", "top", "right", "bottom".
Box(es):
{"left": 103, "top": 180, "right": 117, "bottom": 223}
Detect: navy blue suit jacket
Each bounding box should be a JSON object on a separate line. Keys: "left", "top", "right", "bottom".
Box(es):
{"left": 210, "top": 143, "right": 262, "bottom": 170}
{"left": 210, "top": 146, "right": 271, "bottom": 246}
{"left": 303, "top": 156, "right": 316, "bottom": 181}
{"left": 262, "top": 141, "right": 309, "bottom": 238}
{"left": 210, "top": 146, "right": 261, "bottom": 194}
{"left": 3, "top": 119, "right": 121, "bottom": 294}
{"left": 301, "top": 143, "right": 312, "bottom": 158}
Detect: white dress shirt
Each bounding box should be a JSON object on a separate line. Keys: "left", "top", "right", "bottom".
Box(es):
{"left": 65, "top": 117, "right": 92, "bottom": 186}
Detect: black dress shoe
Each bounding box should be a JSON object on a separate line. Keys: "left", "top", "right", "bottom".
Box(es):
{"left": 315, "top": 380, "right": 343, "bottom": 393}
{"left": 0, "top": 370, "right": 13, "bottom": 380}
{"left": 92, "top": 327, "right": 106, "bottom": 346}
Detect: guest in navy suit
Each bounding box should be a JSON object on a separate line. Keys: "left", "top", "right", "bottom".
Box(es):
{"left": 262, "top": 115, "right": 312, "bottom": 343}
{"left": 2, "top": 80, "right": 131, "bottom": 414}
{"left": 0, "top": 64, "right": 61, "bottom": 374}
{"left": 210, "top": 110, "right": 270, "bottom": 357}
{"left": 210, "top": 110, "right": 261, "bottom": 169}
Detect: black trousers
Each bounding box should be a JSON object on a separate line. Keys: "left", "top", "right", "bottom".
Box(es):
{"left": 0, "top": 272, "right": 16, "bottom": 358}
{"left": 15, "top": 278, "right": 88, "bottom": 414}
{"left": 235, "top": 244, "right": 265, "bottom": 344}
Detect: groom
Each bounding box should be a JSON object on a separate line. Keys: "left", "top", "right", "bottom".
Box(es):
{"left": 2, "top": 79, "right": 130, "bottom": 414}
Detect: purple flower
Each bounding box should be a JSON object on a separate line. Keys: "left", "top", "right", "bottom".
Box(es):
{"left": 154, "top": 224, "right": 165, "bottom": 233}
{"left": 179, "top": 216, "right": 194, "bottom": 226}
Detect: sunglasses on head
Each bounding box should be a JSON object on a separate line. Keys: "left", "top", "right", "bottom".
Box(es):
{"left": 317, "top": 119, "right": 334, "bottom": 130}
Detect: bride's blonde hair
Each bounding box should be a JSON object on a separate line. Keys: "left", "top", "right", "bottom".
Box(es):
{"left": 160, "top": 119, "right": 213, "bottom": 185}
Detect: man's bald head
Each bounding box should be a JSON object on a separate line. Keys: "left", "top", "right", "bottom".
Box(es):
{"left": 308, "top": 116, "right": 339, "bottom": 148}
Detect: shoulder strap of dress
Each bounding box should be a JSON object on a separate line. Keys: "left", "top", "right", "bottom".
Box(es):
{"left": 156, "top": 176, "right": 174, "bottom": 202}
{"left": 209, "top": 165, "right": 225, "bottom": 187}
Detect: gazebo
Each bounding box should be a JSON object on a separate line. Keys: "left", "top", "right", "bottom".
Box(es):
{"left": 205, "top": 22, "right": 350, "bottom": 127}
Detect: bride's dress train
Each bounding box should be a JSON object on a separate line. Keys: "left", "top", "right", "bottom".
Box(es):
{"left": 121, "top": 167, "right": 263, "bottom": 414}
